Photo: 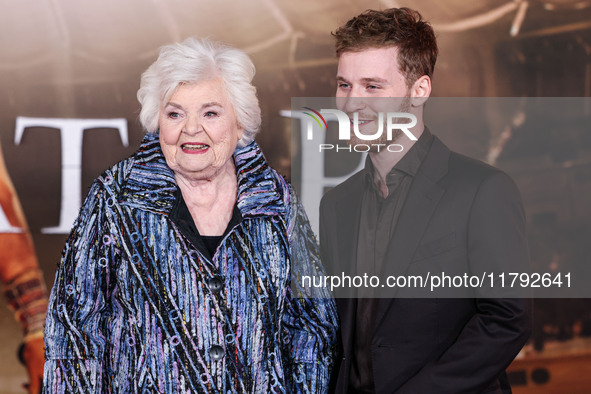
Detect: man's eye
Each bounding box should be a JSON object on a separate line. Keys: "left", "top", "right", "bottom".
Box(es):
{"left": 338, "top": 83, "right": 350, "bottom": 89}
{"left": 367, "top": 85, "right": 379, "bottom": 90}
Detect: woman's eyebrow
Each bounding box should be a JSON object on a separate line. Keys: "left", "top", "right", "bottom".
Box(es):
{"left": 201, "top": 101, "right": 223, "bottom": 109}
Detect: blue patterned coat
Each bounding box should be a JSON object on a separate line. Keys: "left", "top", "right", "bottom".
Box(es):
{"left": 43, "top": 134, "right": 338, "bottom": 393}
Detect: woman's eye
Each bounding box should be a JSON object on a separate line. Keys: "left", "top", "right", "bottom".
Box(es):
{"left": 168, "top": 111, "right": 181, "bottom": 119}
{"left": 204, "top": 111, "right": 218, "bottom": 117}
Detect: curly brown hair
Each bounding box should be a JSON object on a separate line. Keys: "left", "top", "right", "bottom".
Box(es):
{"left": 332, "top": 7, "right": 438, "bottom": 87}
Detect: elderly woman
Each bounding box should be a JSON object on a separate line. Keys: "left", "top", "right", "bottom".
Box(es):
{"left": 43, "top": 37, "right": 337, "bottom": 393}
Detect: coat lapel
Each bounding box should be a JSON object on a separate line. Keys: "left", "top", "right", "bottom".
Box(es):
{"left": 373, "top": 137, "right": 450, "bottom": 329}
{"left": 119, "top": 133, "right": 178, "bottom": 214}
{"left": 335, "top": 177, "right": 364, "bottom": 279}
{"left": 330, "top": 172, "right": 365, "bottom": 355}
{"left": 233, "top": 141, "right": 286, "bottom": 218}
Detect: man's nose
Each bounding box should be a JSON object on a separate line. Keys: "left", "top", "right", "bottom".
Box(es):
{"left": 340, "top": 92, "right": 367, "bottom": 114}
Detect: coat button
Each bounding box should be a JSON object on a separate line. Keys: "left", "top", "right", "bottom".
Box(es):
{"left": 208, "top": 277, "right": 224, "bottom": 293}
{"left": 209, "top": 345, "right": 225, "bottom": 360}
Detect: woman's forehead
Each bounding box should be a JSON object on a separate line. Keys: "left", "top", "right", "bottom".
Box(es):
{"left": 165, "top": 78, "right": 230, "bottom": 107}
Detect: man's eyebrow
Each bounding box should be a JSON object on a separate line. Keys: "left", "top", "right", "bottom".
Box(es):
{"left": 336, "top": 76, "right": 389, "bottom": 84}
{"left": 360, "top": 77, "right": 388, "bottom": 84}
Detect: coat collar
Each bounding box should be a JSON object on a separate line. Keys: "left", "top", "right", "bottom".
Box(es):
{"left": 120, "top": 133, "right": 285, "bottom": 218}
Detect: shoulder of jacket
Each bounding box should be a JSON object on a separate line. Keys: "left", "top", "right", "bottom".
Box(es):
{"left": 320, "top": 170, "right": 364, "bottom": 208}
{"left": 89, "top": 154, "right": 137, "bottom": 197}
{"left": 448, "top": 151, "right": 511, "bottom": 182}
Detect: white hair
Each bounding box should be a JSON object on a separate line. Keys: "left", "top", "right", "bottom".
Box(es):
{"left": 137, "top": 37, "right": 261, "bottom": 147}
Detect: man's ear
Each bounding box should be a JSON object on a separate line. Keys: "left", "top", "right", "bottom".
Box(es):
{"left": 410, "top": 75, "right": 431, "bottom": 106}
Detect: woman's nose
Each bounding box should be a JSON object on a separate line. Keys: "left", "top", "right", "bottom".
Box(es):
{"left": 183, "top": 115, "right": 201, "bottom": 135}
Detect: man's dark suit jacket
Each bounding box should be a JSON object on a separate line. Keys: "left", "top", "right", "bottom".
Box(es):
{"left": 320, "top": 135, "right": 532, "bottom": 393}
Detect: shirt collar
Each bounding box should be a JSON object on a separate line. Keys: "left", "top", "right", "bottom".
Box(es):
{"left": 120, "top": 133, "right": 285, "bottom": 218}
{"left": 364, "top": 127, "right": 434, "bottom": 186}
{"left": 233, "top": 140, "right": 286, "bottom": 218}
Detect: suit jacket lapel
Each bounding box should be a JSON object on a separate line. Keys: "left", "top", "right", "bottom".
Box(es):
{"left": 374, "top": 137, "right": 450, "bottom": 329}
{"left": 333, "top": 173, "right": 364, "bottom": 354}
{"left": 336, "top": 184, "right": 363, "bottom": 277}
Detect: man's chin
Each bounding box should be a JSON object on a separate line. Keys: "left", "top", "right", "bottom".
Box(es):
{"left": 348, "top": 125, "right": 381, "bottom": 143}
{"left": 347, "top": 130, "right": 403, "bottom": 148}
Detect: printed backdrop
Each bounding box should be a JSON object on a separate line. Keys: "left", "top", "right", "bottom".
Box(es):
{"left": 2, "top": 0, "right": 591, "bottom": 392}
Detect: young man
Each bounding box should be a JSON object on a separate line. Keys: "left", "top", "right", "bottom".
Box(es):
{"left": 319, "top": 8, "right": 531, "bottom": 393}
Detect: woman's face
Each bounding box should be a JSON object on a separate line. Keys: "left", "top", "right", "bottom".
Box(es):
{"left": 158, "top": 79, "right": 244, "bottom": 182}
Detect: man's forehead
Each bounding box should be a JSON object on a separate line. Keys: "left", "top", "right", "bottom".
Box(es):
{"left": 336, "top": 47, "right": 402, "bottom": 79}
{"left": 338, "top": 46, "right": 400, "bottom": 60}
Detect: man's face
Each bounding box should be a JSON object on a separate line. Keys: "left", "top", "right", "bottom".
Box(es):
{"left": 336, "top": 46, "right": 412, "bottom": 146}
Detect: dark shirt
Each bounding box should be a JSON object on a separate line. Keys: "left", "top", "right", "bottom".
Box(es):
{"left": 350, "top": 129, "right": 433, "bottom": 393}
{"left": 169, "top": 189, "right": 242, "bottom": 261}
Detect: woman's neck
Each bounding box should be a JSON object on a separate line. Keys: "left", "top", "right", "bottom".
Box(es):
{"left": 175, "top": 161, "right": 238, "bottom": 236}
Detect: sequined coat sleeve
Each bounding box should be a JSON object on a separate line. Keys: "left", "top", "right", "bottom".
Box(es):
{"left": 281, "top": 184, "right": 339, "bottom": 393}
{"left": 43, "top": 178, "right": 114, "bottom": 393}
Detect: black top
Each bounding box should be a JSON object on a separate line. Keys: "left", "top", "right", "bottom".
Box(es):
{"left": 351, "top": 129, "right": 433, "bottom": 393}
{"left": 169, "top": 188, "right": 242, "bottom": 261}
